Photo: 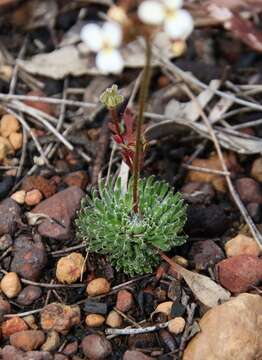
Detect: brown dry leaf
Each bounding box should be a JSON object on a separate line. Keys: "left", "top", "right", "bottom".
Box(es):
{"left": 179, "top": 268, "right": 231, "bottom": 308}
{"left": 160, "top": 253, "right": 230, "bottom": 308}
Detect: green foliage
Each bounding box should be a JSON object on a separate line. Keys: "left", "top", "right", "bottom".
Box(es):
{"left": 76, "top": 177, "right": 187, "bottom": 276}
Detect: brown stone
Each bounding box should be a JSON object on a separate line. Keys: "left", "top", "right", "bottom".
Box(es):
{"left": 116, "top": 289, "right": 134, "bottom": 313}
{"left": 2, "top": 317, "right": 28, "bottom": 337}
{"left": 81, "top": 334, "right": 112, "bottom": 359}
{"left": 10, "top": 330, "right": 45, "bottom": 351}
{"left": 235, "top": 177, "right": 262, "bottom": 204}
{"left": 22, "top": 175, "right": 56, "bottom": 198}
{"left": 0, "top": 272, "right": 21, "bottom": 298}
{"left": 40, "top": 303, "right": 81, "bottom": 335}
{"left": 168, "top": 317, "right": 186, "bottom": 334}
{"left": 56, "top": 252, "right": 85, "bottom": 284}
{"left": 106, "top": 310, "right": 123, "bottom": 328}
{"left": 63, "top": 171, "right": 88, "bottom": 189}
{"left": 32, "top": 186, "right": 85, "bottom": 240}
{"left": 86, "top": 277, "right": 111, "bottom": 296}
{"left": 9, "top": 132, "right": 23, "bottom": 151}
{"left": 11, "top": 190, "right": 26, "bottom": 205}
{"left": 188, "top": 240, "right": 224, "bottom": 270}
{"left": 25, "top": 189, "right": 43, "bottom": 206}
{"left": 17, "top": 286, "right": 42, "bottom": 306}
{"left": 11, "top": 235, "right": 47, "bottom": 281}
{"left": 0, "top": 114, "right": 20, "bottom": 138}
{"left": 85, "top": 314, "right": 105, "bottom": 327}
{"left": 251, "top": 157, "right": 262, "bottom": 182}
{"left": 0, "top": 198, "right": 21, "bottom": 236}
{"left": 183, "top": 294, "right": 262, "bottom": 360}
{"left": 2, "top": 345, "right": 52, "bottom": 360}
{"left": 62, "top": 341, "right": 78, "bottom": 356}
{"left": 216, "top": 255, "right": 262, "bottom": 293}
{"left": 225, "top": 234, "right": 261, "bottom": 257}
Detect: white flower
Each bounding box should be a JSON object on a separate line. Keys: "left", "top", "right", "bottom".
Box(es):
{"left": 80, "top": 22, "right": 124, "bottom": 74}
{"left": 138, "top": 0, "right": 193, "bottom": 40}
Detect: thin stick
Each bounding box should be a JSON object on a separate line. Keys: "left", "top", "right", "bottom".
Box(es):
{"left": 0, "top": 93, "right": 97, "bottom": 108}
{"left": 182, "top": 164, "right": 230, "bottom": 176}
{"left": 105, "top": 321, "right": 169, "bottom": 335}
{"left": 132, "top": 38, "right": 151, "bottom": 213}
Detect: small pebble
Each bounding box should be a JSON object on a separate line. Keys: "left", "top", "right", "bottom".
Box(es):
{"left": 225, "top": 234, "right": 260, "bottom": 257}
{"left": 56, "top": 252, "right": 85, "bottom": 284}
{"left": 0, "top": 272, "right": 21, "bottom": 298}
{"left": 62, "top": 341, "right": 78, "bottom": 356}
{"left": 173, "top": 255, "right": 188, "bottom": 268}
{"left": 86, "top": 278, "right": 111, "bottom": 296}
{"left": 0, "top": 114, "right": 20, "bottom": 138}
{"left": 153, "top": 301, "right": 173, "bottom": 317}
{"left": 85, "top": 314, "right": 105, "bottom": 327}
{"left": 11, "top": 190, "right": 26, "bottom": 205}
{"left": 116, "top": 289, "right": 133, "bottom": 313}
{"left": 168, "top": 317, "right": 186, "bottom": 334}
{"left": 81, "top": 334, "right": 112, "bottom": 360}
{"left": 17, "top": 285, "right": 42, "bottom": 306}
{"left": 25, "top": 189, "right": 43, "bottom": 206}
{"left": 2, "top": 317, "right": 28, "bottom": 337}
{"left": 106, "top": 310, "right": 123, "bottom": 328}
{"left": 10, "top": 330, "right": 45, "bottom": 351}
{"left": 235, "top": 177, "right": 262, "bottom": 204}
{"left": 251, "top": 157, "right": 262, "bottom": 182}
{"left": 9, "top": 132, "right": 23, "bottom": 151}
{"left": 216, "top": 255, "right": 262, "bottom": 293}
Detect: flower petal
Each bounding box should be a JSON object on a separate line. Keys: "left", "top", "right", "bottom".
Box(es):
{"left": 163, "top": 0, "right": 183, "bottom": 10}
{"left": 96, "top": 49, "right": 124, "bottom": 74}
{"left": 164, "top": 9, "right": 194, "bottom": 40}
{"left": 80, "top": 24, "right": 103, "bottom": 52}
{"left": 102, "top": 22, "right": 123, "bottom": 48}
{"left": 138, "top": 0, "right": 165, "bottom": 25}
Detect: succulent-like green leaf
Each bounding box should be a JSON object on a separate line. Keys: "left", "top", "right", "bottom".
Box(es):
{"left": 76, "top": 176, "right": 187, "bottom": 276}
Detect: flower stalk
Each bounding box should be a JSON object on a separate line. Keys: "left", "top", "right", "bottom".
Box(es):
{"left": 132, "top": 38, "right": 152, "bottom": 213}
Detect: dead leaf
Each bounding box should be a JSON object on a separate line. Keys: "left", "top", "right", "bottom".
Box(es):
{"left": 18, "top": 33, "right": 175, "bottom": 79}
{"left": 18, "top": 45, "right": 95, "bottom": 79}
{"left": 160, "top": 252, "right": 231, "bottom": 308}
